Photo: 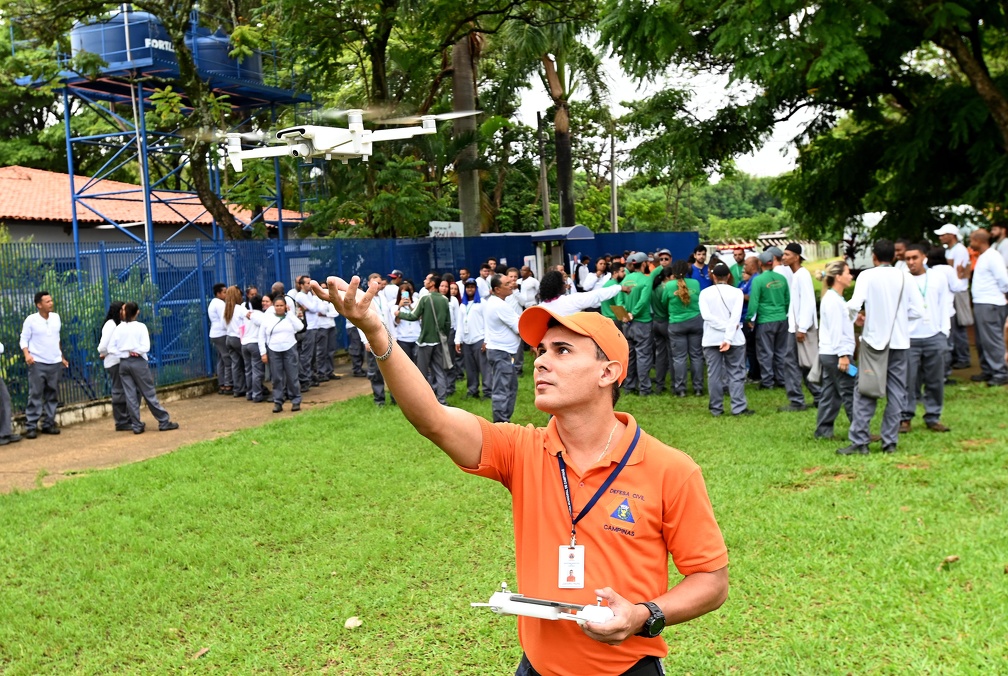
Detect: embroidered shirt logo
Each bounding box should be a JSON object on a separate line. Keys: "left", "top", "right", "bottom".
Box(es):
{"left": 610, "top": 498, "right": 635, "bottom": 524}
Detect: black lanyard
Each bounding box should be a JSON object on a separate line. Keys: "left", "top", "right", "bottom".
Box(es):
{"left": 557, "top": 426, "right": 641, "bottom": 546}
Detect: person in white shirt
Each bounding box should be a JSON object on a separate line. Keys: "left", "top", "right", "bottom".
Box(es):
{"left": 314, "top": 299, "right": 339, "bottom": 382}
{"left": 475, "top": 263, "right": 492, "bottom": 300}
{"left": 294, "top": 275, "right": 326, "bottom": 390}
{"left": 0, "top": 340, "right": 20, "bottom": 445}
{"left": 815, "top": 261, "right": 856, "bottom": 440}
{"left": 97, "top": 301, "right": 131, "bottom": 431}
{"left": 504, "top": 268, "right": 528, "bottom": 376}
{"left": 783, "top": 243, "right": 822, "bottom": 407}
{"left": 519, "top": 266, "right": 540, "bottom": 307}
{"left": 109, "top": 302, "right": 179, "bottom": 434}
{"left": 259, "top": 294, "right": 305, "bottom": 413}
{"left": 893, "top": 239, "right": 910, "bottom": 271}
{"left": 382, "top": 270, "right": 403, "bottom": 310}
{"left": 456, "top": 279, "right": 491, "bottom": 399}
{"left": 441, "top": 278, "right": 463, "bottom": 394}
{"left": 483, "top": 274, "right": 522, "bottom": 423}
{"left": 992, "top": 222, "right": 1008, "bottom": 267}
{"left": 572, "top": 255, "right": 592, "bottom": 292}
{"left": 838, "top": 240, "right": 925, "bottom": 455}
{"left": 766, "top": 246, "right": 793, "bottom": 286}
{"left": 19, "top": 290, "right": 69, "bottom": 437}
{"left": 580, "top": 257, "right": 611, "bottom": 293}
{"left": 537, "top": 270, "right": 623, "bottom": 316}
{"left": 224, "top": 285, "right": 247, "bottom": 398}
{"left": 698, "top": 264, "right": 751, "bottom": 417}
{"left": 358, "top": 273, "right": 394, "bottom": 406}
{"left": 900, "top": 244, "right": 953, "bottom": 433}
{"left": 966, "top": 229, "right": 1008, "bottom": 385}
{"left": 207, "top": 283, "right": 231, "bottom": 394}
{"left": 240, "top": 292, "right": 268, "bottom": 402}
{"left": 935, "top": 223, "right": 973, "bottom": 368}
{"left": 392, "top": 280, "right": 421, "bottom": 363}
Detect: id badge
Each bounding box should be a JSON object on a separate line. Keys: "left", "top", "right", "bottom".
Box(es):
{"left": 558, "top": 545, "right": 585, "bottom": 589}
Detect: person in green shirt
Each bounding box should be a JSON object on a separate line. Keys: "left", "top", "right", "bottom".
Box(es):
{"left": 599, "top": 262, "right": 627, "bottom": 324}
{"left": 730, "top": 248, "right": 746, "bottom": 287}
{"left": 397, "top": 273, "right": 452, "bottom": 405}
{"left": 650, "top": 249, "right": 674, "bottom": 392}
{"left": 622, "top": 252, "right": 655, "bottom": 395}
{"left": 665, "top": 260, "right": 705, "bottom": 397}
{"left": 746, "top": 252, "right": 807, "bottom": 410}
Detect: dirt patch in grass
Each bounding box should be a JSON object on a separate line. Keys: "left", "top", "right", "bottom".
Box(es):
{"left": 0, "top": 367, "right": 371, "bottom": 493}
{"left": 959, "top": 438, "right": 996, "bottom": 452}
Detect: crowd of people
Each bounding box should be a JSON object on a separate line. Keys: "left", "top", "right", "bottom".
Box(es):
{"left": 338, "top": 225, "right": 1008, "bottom": 457}
{"left": 2, "top": 223, "right": 1005, "bottom": 454}
{"left": 206, "top": 278, "right": 345, "bottom": 413}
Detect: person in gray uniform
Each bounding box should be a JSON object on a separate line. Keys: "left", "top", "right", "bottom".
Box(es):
{"left": 109, "top": 302, "right": 180, "bottom": 434}
{"left": 838, "top": 240, "right": 924, "bottom": 455}
{"left": 0, "top": 341, "right": 22, "bottom": 445}
{"left": 19, "top": 290, "right": 69, "bottom": 438}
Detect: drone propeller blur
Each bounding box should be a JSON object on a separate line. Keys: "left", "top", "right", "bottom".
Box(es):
{"left": 222, "top": 109, "right": 479, "bottom": 172}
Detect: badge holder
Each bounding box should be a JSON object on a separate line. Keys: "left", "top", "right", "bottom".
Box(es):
{"left": 471, "top": 582, "right": 614, "bottom": 625}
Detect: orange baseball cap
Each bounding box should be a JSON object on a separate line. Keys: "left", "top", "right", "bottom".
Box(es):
{"left": 518, "top": 307, "right": 630, "bottom": 384}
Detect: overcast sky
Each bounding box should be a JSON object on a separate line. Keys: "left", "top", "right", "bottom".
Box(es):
{"left": 516, "top": 55, "right": 813, "bottom": 180}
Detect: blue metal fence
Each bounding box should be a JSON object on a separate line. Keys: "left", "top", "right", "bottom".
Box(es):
{"left": 0, "top": 231, "right": 698, "bottom": 414}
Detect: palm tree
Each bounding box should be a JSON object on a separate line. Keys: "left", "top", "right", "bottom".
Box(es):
{"left": 495, "top": 17, "right": 607, "bottom": 229}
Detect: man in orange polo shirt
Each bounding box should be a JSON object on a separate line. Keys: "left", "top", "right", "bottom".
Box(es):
{"left": 313, "top": 275, "right": 729, "bottom": 676}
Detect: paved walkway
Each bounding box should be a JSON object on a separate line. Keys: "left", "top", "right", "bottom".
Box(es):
{"left": 0, "top": 364, "right": 371, "bottom": 493}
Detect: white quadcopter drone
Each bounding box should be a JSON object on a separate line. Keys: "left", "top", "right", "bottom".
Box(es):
{"left": 223, "top": 109, "right": 478, "bottom": 172}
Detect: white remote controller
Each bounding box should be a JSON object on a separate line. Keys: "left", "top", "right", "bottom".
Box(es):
{"left": 471, "top": 582, "right": 615, "bottom": 625}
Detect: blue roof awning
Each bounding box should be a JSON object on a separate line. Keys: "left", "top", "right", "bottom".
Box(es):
{"left": 530, "top": 225, "right": 595, "bottom": 243}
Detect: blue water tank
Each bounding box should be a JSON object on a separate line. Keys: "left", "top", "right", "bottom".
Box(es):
{"left": 238, "top": 51, "right": 263, "bottom": 82}
{"left": 70, "top": 10, "right": 175, "bottom": 65}
{"left": 186, "top": 27, "right": 235, "bottom": 77}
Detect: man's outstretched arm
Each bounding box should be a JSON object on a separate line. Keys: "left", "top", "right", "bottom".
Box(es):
{"left": 313, "top": 277, "right": 484, "bottom": 468}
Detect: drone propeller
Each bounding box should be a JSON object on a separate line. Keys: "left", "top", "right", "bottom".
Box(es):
{"left": 375, "top": 110, "right": 481, "bottom": 125}
{"left": 179, "top": 127, "right": 271, "bottom": 144}
{"left": 313, "top": 105, "right": 395, "bottom": 122}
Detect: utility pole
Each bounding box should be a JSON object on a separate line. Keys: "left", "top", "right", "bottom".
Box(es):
{"left": 537, "top": 111, "right": 551, "bottom": 228}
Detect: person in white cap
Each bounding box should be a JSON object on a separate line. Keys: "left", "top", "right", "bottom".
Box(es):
{"left": 935, "top": 223, "right": 972, "bottom": 369}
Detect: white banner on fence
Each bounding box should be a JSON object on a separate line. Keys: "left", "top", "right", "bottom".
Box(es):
{"left": 428, "top": 221, "right": 464, "bottom": 238}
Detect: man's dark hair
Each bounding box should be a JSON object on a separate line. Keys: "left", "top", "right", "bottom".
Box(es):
{"left": 896, "top": 238, "right": 912, "bottom": 247}
{"left": 693, "top": 245, "right": 707, "bottom": 255}
{"left": 581, "top": 255, "right": 590, "bottom": 263}
{"left": 430, "top": 273, "right": 443, "bottom": 289}
{"left": 459, "top": 267, "right": 469, "bottom": 276}
{"left": 247, "top": 293, "right": 262, "bottom": 310}
{"left": 926, "top": 247, "right": 948, "bottom": 268}
{"left": 905, "top": 243, "right": 928, "bottom": 257}
{"left": 297, "top": 275, "right": 309, "bottom": 286}
{"left": 212, "top": 283, "right": 226, "bottom": 296}
{"left": 545, "top": 318, "right": 620, "bottom": 407}
{"left": 539, "top": 270, "right": 565, "bottom": 302}
{"left": 873, "top": 239, "right": 896, "bottom": 263}
{"left": 480, "top": 263, "right": 492, "bottom": 272}
{"left": 34, "top": 290, "right": 51, "bottom": 306}
{"left": 489, "top": 274, "right": 504, "bottom": 291}
{"left": 609, "top": 261, "right": 624, "bottom": 272}
{"left": 506, "top": 266, "right": 520, "bottom": 276}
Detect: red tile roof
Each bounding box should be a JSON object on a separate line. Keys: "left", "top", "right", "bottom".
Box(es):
{"left": 0, "top": 165, "right": 303, "bottom": 227}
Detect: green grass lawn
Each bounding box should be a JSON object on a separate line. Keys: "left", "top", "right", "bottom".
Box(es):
{"left": 1, "top": 374, "right": 1006, "bottom": 673}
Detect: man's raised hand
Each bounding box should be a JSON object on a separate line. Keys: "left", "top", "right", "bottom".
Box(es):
{"left": 309, "top": 276, "right": 381, "bottom": 334}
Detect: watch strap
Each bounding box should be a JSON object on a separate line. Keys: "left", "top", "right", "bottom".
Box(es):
{"left": 635, "top": 601, "right": 665, "bottom": 638}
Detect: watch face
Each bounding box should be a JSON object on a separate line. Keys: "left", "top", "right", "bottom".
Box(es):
{"left": 648, "top": 615, "right": 665, "bottom": 637}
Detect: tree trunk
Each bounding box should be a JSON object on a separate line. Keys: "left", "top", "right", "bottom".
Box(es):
{"left": 934, "top": 28, "right": 1008, "bottom": 150}
{"left": 368, "top": 0, "right": 400, "bottom": 103}
{"left": 166, "top": 17, "right": 245, "bottom": 239}
{"left": 452, "top": 33, "right": 481, "bottom": 237}
{"left": 554, "top": 104, "right": 574, "bottom": 229}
